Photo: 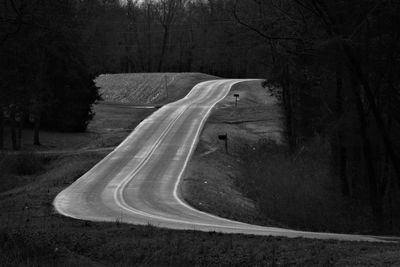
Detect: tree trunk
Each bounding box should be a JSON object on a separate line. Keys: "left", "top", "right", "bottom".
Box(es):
{"left": 353, "top": 82, "right": 383, "bottom": 229}
{"left": 0, "top": 106, "right": 4, "bottom": 149}
{"left": 281, "top": 65, "right": 296, "bottom": 152}
{"left": 335, "top": 61, "right": 350, "bottom": 196}
{"left": 146, "top": 3, "right": 153, "bottom": 72}
{"left": 10, "top": 105, "right": 18, "bottom": 150}
{"left": 306, "top": 0, "right": 400, "bottom": 186}
{"left": 157, "top": 27, "right": 169, "bottom": 72}
{"left": 33, "top": 110, "right": 41, "bottom": 146}
{"left": 17, "top": 111, "right": 23, "bottom": 150}
{"left": 342, "top": 43, "right": 400, "bottom": 186}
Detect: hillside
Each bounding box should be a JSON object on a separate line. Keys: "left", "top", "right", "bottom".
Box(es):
{"left": 181, "top": 80, "right": 284, "bottom": 225}
{"left": 95, "top": 73, "right": 218, "bottom": 105}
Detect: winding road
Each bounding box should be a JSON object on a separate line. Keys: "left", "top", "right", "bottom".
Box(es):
{"left": 54, "top": 79, "right": 393, "bottom": 242}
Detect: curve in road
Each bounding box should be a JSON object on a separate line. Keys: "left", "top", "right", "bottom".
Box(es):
{"left": 54, "top": 79, "right": 394, "bottom": 242}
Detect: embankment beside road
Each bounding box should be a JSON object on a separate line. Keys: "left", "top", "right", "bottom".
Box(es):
{"left": 181, "top": 80, "right": 284, "bottom": 226}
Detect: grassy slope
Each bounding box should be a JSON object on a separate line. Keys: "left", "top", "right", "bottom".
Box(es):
{"left": 1, "top": 75, "right": 399, "bottom": 265}
{"left": 181, "top": 80, "right": 284, "bottom": 226}
{"left": 96, "top": 72, "right": 218, "bottom": 104}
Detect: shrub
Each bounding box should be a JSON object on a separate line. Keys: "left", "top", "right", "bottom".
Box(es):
{"left": 236, "top": 137, "right": 373, "bottom": 233}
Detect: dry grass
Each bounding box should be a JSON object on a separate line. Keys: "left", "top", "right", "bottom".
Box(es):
{"left": 96, "top": 72, "right": 218, "bottom": 104}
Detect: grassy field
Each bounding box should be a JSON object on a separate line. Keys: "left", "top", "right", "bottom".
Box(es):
{"left": 1, "top": 75, "right": 400, "bottom": 265}
{"left": 2, "top": 103, "right": 154, "bottom": 152}
{"left": 96, "top": 72, "right": 218, "bottom": 104}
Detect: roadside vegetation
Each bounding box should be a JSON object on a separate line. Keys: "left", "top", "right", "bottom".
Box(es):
{"left": 237, "top": 138, "right": 395, "bottom": 235}
{"left": 183, "top": 81, "right": 400, "bottom": 237}
{"left": 0, "top": 152, "right": 49, "bottom": 193}
{"left": 0, "top": 151, "right": 399, "bottom": 266}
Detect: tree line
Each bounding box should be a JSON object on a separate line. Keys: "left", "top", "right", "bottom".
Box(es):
{"left": 0, "top": 0, "right": 267, "bottom": 150}
{"left": 0, "top": 0, "right": 100, "bottom": 149}
{"left": 233, "top": 0, "right": 400, "bottom": 231}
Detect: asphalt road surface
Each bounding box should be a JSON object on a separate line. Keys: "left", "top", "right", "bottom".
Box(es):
{"left": 54, "top": 79, "right": 393, "bottom": 242}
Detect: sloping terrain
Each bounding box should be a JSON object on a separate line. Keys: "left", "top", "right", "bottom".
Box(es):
{"left": 95, "top": 72, "right": 218, "bottom": 104}
{"left": 181, "top": 80, "right": 284, "bottom": 226}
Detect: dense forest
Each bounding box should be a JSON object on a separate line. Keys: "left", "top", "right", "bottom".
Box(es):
{"left": 1, "top": 0, "right": 400, "bottom": 232}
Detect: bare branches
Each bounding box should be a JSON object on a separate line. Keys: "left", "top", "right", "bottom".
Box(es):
{"left": 233, "top": 0, "right": 301, "bottom": 41}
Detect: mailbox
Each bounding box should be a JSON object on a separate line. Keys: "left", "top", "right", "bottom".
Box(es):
{"left": 233, "top": 94, "right": 239, "bottom": 107}
{"left": 218, "top": 134, "right": 227, "bottom": 140}
{"left": 218, "top": 133, "right": 228, "bottom": 153}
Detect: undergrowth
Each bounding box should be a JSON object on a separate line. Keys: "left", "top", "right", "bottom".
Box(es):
{"left": 236, "top": 137, "right": 376, "bottom": 234}
{"left": 0, "top": 152, "right": 51, "bottom": 193}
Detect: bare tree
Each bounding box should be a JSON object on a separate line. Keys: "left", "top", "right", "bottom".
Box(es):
{"left": 153, "top": 0, "right": 186, "bottom": 72}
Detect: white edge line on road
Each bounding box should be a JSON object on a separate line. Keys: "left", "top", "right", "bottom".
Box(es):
{"left": 53, "top": 79, "right": 391, "bottom": 243}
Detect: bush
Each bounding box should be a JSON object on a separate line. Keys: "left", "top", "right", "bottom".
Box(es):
{"left": 236, "top": 138, "right": 374, "bottom": 233}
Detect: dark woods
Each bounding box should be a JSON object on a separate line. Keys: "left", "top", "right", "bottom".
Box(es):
{"left": 0, "top": 0, "right": 100, "bottom": 149}
{"left": 242, "top": 0, "right": 400, "bottom": 232}
{"left": 1, "top": 0, "right": 400, "bottom": 233}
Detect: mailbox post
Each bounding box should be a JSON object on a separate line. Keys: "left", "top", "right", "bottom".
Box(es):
{"left": 218, "top": 133, "right": 228, "bottom": 153}
{"left": 164, "top": 75, "right": 169, "bottom": 100}
{"left": 234, "top": 94, "right": 239, "bottom": 107}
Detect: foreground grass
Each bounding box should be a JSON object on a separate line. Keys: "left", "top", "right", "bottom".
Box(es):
{"left": 0, "top": 152, "right": 399, "bottom": 266}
